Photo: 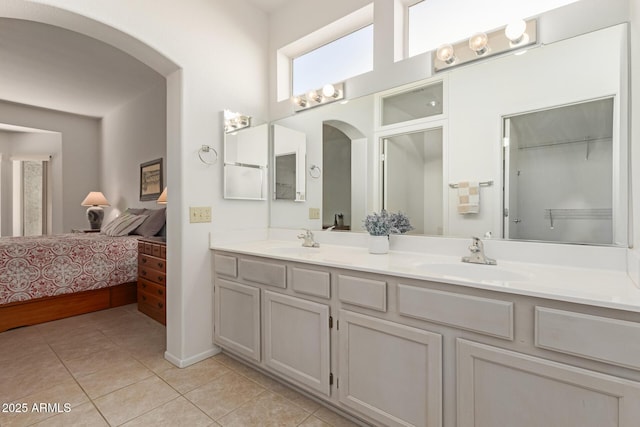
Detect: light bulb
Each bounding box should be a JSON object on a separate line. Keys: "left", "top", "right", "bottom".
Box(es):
{"left": 308, "top": 90, "right": 321, "bottom": 102}
{"left": 505, "top": 19, "right": 527, "bottom": 44}
{"left": 436, "top": 44, "right": 455, "bottom": 64}
{"left": 469, "top": 32, "right": 489, "bottom": 55}
{"left": 322, "top": 84, "right": 338, "bottom": 98}
{"left": 293, "top": 96, "right": 307, "bottom": 107}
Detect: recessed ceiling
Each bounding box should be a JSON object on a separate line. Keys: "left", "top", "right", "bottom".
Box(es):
{"left": 0, "top": 18, "right": 165, "bottom": 118}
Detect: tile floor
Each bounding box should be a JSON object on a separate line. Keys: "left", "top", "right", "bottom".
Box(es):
{"left": 0, "top": 304, "right": 362, "bottom": 427}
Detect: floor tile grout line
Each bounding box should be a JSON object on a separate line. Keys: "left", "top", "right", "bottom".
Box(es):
{"left": 2, "top": 305, "right": 359, "bottom": 427}
{"left": 44, "top": 340, "right": 113, "bottom": 427}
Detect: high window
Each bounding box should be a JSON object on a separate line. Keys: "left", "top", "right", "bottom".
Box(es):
{"left": 277, "top": 4, "right": 374, "bottom": 101}
{"left": 292, "top": 25, "right": 373, "bottom": 96}
{"left": 407, "top": 0, "right": 580, "bottom": 58}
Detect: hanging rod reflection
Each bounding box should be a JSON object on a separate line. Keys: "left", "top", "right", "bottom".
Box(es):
{"left": 448, "top": 180, "right": 493, "bottom": 188}
{"left": 517, "top": 136, "right": 611, "bottom": 150}
{"left": 543, "top": 208, "right": 612, "bottom": 220}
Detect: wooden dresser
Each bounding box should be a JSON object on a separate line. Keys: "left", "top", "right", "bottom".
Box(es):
{"left": 137, "top": 238, "right": 166, "bottom": 325}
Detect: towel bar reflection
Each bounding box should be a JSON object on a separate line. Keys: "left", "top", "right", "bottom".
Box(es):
{"left": 449, "top": 180, "right": 493, "bottom": 188}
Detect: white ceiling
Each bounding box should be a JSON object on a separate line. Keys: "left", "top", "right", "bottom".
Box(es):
{"left": 245, "top": 0, "right": 291, "bottom": 13}
{"left": 0, "top": 18, "right": 165, "bottom": 118}
{"left": 0, "top": 0, "right": 288, "bottom": 119}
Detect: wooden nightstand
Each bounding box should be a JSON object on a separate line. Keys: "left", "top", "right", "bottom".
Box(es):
{"left": 137, "top": 238, "right": 166, "bottom": 325}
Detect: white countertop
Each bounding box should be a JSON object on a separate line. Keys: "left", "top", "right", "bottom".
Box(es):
{"left": 211, "top": 239, "right": 640, "bottom": 313}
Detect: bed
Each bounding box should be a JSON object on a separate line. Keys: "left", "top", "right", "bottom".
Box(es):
{"left": 0, "top": 233, "right": 138, "bottom": 332}
{"left": 0, "top": 206, "right": 166, "bottom": 332}
{"left": 0, "top": 233, "right": 140, "bottom": 332}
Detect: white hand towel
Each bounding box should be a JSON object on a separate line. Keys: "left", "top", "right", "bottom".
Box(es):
{"left": 457, "top": 181, "right": 480, "bottom": 214}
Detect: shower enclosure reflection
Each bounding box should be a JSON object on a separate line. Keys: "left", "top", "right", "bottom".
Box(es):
{"left": 503, "top": 98, "right": 614, "bottom": 244}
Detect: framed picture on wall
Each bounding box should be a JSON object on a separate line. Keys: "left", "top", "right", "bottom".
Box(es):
{"left": 140, "top": 158, "right": 163, "bottom": 201}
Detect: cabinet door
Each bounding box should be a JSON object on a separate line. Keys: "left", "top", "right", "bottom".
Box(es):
{"left": 457, "top": 339, "right": 640, "bottom": 427}
{"left": 264, "top": 291, "right": 331, "bottom": 396}
{"left": 214, "top": 279, "right": 261, "bottom": 362}
{"left": 338, "top": 310, "right": 442, "bottom": 427}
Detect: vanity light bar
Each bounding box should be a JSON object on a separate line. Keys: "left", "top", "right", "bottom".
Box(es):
{"left": 224, "top": 109, "right": 251, "bottom": 133}
{"left": 292, "top": 82, "right": 345, "bottom": 112}
{"left": 433, "top": 19, "right": 537, "bottom": 72}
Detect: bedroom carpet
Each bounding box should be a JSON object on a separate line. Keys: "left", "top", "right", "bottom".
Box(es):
{"left": 0, "top": 304, "right": 360, "bottom": 427}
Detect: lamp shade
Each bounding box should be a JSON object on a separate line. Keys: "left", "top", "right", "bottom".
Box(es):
{"left": 81, "top": 191, "right": 110, "bottom": 207}
{"left": 157, "top": 187, "right": 167, "bottom": 204}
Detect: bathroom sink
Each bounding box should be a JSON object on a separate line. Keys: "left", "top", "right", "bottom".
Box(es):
{"left": 416, "top": 262, "right": 531, "bottom": 283}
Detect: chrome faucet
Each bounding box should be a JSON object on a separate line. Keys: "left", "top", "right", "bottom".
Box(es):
{"left": 298, "top": 229, "right": 320, "bottom": 248}
{"left": 462, "top": 236, "right": 496, "bottom": 265}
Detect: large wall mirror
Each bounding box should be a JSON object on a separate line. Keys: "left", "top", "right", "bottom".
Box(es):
{"left": 224, "top": 122, "right": 268, "bottom": 200}
{"left": 269, "top": 23, "right": 629, "bottom": 247}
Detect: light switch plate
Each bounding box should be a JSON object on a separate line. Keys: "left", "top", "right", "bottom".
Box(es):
{"left": 309, "top": 207, "right": 320, "bottom": 220}
{"left": 190, "top": 206, "right": 212, "bottom": 223}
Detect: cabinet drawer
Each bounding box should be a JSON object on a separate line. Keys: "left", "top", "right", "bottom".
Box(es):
{"left": 239, "top": 258, "right": 286, "bottom": 288}
{"left": 139, "top": 241, "right": 165, "bottom": 258}
{"left": 291, "top": 267, "right": 330, "bottom": 299}
{"left": 214, "top": 254, "right": 238, "bottom": 278}
{"left": 138, "top": 290, "right": 165, "bottom": 325}
{"left": 338, "top": 275, "right": 387, "bottom": 312}
{"left": 138, "top": 277, "right": 165, "bottom": 299}
{"left": 139, "top": 265, "right": 166, "bottom": 285}
{"left": 398, "top": 284, "right": 514, "bottom": 340}
{"left": 139, "top": 254, "right": 166, "bottom": 272}
{"left": 535, "top": 307, "right": 640, "bottom": 370}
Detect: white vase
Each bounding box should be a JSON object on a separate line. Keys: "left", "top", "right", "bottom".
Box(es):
{"left": 368, "top": 235, "right": 389, "bottom": 254}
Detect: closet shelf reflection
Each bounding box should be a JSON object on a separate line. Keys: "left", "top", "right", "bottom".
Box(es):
{"left": 544, "top": 208, "right": 612, "bottom": 229}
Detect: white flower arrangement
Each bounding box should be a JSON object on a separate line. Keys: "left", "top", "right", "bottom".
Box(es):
{"left": 363, "top": 210, "right": 414, "bottom": 236}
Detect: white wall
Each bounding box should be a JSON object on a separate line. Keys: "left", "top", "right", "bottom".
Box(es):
{"left": 3, "top": 0, "right": 270, "bottom": 366}
{"left": 631, "top": 0, "right": 640, "bottom": 251}
{"left": 101, "top": 80, "right": 167, "bottom": 222}
{"left": 0, "top": 101, "right": 100, "bottom": 233}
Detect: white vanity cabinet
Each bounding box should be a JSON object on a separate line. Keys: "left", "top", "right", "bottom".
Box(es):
{"left": 214, "top": 278, "right": 261, "bottom": 361}
{"left": 263, "top": 290, "right": 331, "bottom": 396}
{"left": 213, "top": 253, "right": 334, "bottom": 399}
{"left": 212, "top": 249, "right": 640, "bottom": 427}
{"left": 457, "top": 339, "right": 640, "bottom": 427}
{"left": 339, "top": 309, "right": 442, "bottom": 427}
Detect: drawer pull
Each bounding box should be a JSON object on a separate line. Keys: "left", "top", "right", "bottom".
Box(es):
{"left": 157, "top": 262, "right": 164, "bottom": 269}
{"left": 158, "top": 302, "right": 163, "bottom": 309}
{"left": 142, "top": 283, "right": 147, "bottom": 289}
{"left": 141, "top": 270, "right": 147, "bottom": 276}
{"left": 158, "top": 289, "right": 163, "bottom": 296}
{"left": 141, "top": 258, "right": 147, "bottom": 264}
{"left": 158, "top": 276, "right": 163, "bottom": 282}
{"left": 142, "top": 295, "right": 147, "bottom": 301}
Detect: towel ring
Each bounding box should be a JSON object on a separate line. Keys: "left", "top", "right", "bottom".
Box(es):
{"left": 198, "top": 145, "right": 218, "bottom": 165}
{"left": 309, "top": 165, "right": 321, "bottom": 179}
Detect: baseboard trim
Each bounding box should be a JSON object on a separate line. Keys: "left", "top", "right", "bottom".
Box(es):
{"left": 164, "top": 345, "right": 221, "bottom": 368}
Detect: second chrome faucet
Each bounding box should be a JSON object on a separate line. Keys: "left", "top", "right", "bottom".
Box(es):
{"left": 462, "top": 236, "right": 496, "bottom": 265}
{"left": 298, "top": 229, "right": 320, "bottom": 248}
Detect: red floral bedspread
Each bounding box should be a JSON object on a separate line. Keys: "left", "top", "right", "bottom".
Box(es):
{"left": 0, "top": 233, "right": 138, "bottom": 304}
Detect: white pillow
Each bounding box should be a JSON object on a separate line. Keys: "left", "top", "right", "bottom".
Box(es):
{"left": 101, "top": 212, "right": 149, "bottom": 237}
